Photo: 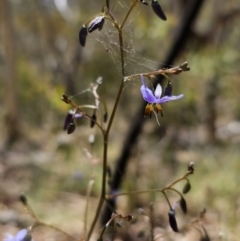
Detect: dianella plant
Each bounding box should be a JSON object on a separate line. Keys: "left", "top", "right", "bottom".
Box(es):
{"left": 4, "top": 1, "right": 211, "bottom": 241}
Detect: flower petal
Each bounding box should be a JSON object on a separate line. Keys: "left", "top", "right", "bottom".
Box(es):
{"left": 140, "top": 85, "right": 158, "bottom": 103}
{"left": 154, "top": 84, "right": 162, "bottom": 99}
{"left": 156, "top": 94, "right": 184, "bottom": 103}
{"left": 14, "top": 229, "right": 30, "bottom": 241}
{"left": 140, "top": 75, "right": 159, "bottom": 103}
{"left": 74, "top": 113, "right": 83, "bottom": 119}
{"left": 3, "top": 233, "right": 14, "bottom": 241}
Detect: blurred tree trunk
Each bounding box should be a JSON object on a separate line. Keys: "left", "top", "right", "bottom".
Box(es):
{"left": 2, "top": 0, "right": 20, "bottom": 147}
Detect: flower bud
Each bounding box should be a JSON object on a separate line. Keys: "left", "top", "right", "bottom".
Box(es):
{"left": 90, "top": 111, "right": 97, "bottom": 128}
{"left": 88, "top": 16, "right": 105, "bottom": 33}
{"left": 67, "top": 122, "right": 76, "bottom": 134}
{"left": 168, "top": 210, "right": 179, "bottom": 232}
{"left": 19, "top": 194, "right": 28, "bottom": 206}
{"left": 164, "top": 81, "right": 172, "bottom": 96}
{"left": 182, "top": 181, "right": 191, "bottom": 194}
{"left": 179, "top": 197, "right": 187, "bottom": 214}
{"left": 64, "top": 111, "right": 73, "bottom": 130}
{"left": 151, "top": 0, "right": 167, "bottom": 21}
{"left": 79, "top": 25, "right": 88, "bottom": 47}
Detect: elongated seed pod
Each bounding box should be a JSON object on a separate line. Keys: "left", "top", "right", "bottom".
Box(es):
{"left": 67, "top": 122, "right": 76, "bottom": 134}
{"left": 151, "top": 0, "right": 167, "bottom": 21}
{"left": 79, "top": 25, "right": 88, "bottom": 47}
{"left": 90, "top": 112, "right": 97, "bottom": 128}
{"left": 168, "top": 210, "right": 179, "bottom": 232}
{"left": 179, "top": 197, "right": 187, "bottom": 214}
{"left": 182, "top": 181, "right": 191, "bottom": 194}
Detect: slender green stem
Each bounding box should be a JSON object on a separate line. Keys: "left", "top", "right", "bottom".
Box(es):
{"left": 106, "top": 81, "right": 124, "bottom": 135}
{"left": 87, "top": 135, "right": 107, "bottom": 240}
{"left": 87, "top": 2, "right": 144, "bottom": 239}
{"left": 168, "top": 187, "right": 183, "bottom": 198}
{"left": 149, "top": 203, "right": 154, "bottom": 241}
{"left": 99, "top": 214, "right": 116, "bottom": 240}
{"left": 106, "top": 170, "right": 193, "bottom": 199}
{"left": 105, "top": 0, "right": 110, "bottom": 11}
{"left": 83, "top": 180, "right": 95, "bottom": 241}
{"left": 162, "top": 191, "right": 172, "bottom": 210}
{"left": 120, "top": 0, "right": 138, "bottom": 29}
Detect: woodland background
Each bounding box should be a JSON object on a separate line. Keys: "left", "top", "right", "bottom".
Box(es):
{"left": 1, "top": 0, "right": 240, "bottom": 240}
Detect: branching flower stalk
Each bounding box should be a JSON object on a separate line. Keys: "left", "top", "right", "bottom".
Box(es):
{"left": 69, "top": 0, "right": 191, "bottom": 239}
{"left": 106, "top": 169, "right": 193, "bottom": 199}
{"left": 19, "top": 194, "right": 78, "bottom": 241}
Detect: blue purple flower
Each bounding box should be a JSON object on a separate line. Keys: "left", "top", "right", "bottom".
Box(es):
{"left": 140, "top": 75, "right": 183, "bottom": 104}
{"left": 140, "top": 75, "right": 183, "bottom": 118}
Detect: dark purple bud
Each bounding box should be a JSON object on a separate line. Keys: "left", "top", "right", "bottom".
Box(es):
{"left": 88, "top": 16, "right": 105, "bottom": 33}
{"left": 64, "top": 111, "right": 73, "bottom": 130}
{"left": 168, "top": 210, "right": 179, "bottom": 232}
{"left": 79, "top": 25, "right": 88, "bottom": 47}
{"left": 140, "top": 0, "right": 149, "bottom": 6}
{"left": 182, "top": 180, "right": 191, "bottom": 194}
{"left": 164, "top": 81, "right": 172, "bottom": 96}
{"left": 90, "top": 111, "right": 97, "bottom": 128}
{"left": 67, "top": 122, "right": 76, "bottom": 134}
{"left": 19, "top": 194, "right": 28, "bottom": 206}
{"left": 179, "top": 197, "right": 187, "bottom": 214}
{"left": 151, "top": 0, "right": 167, "bottom": 21}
